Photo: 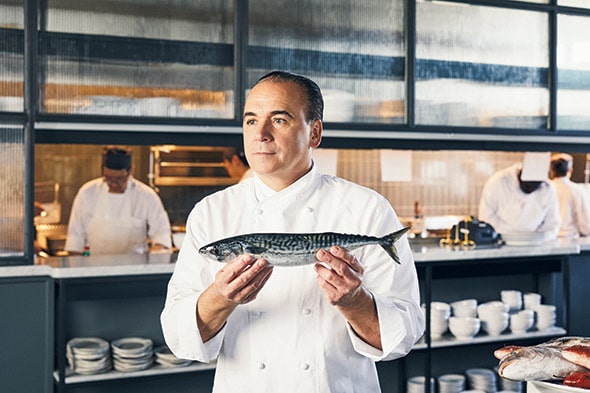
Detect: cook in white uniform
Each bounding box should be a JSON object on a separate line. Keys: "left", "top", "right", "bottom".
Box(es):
{"left": 478, "top": 162, "right": 560, "bottom": 238}
{"left": 65, "top": 146, "right": 172, "bottom": 256}
{"left": 549, "top": 153, "right": 590, "bottom": 238}
{"left": 161, "top": 71, "right": 424, "bottom": 393}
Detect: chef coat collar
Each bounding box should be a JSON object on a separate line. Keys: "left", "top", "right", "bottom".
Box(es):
{"left": 253, "top": 162, "right": 318, "bottom": 203}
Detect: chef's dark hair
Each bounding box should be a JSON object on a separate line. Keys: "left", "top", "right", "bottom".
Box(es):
{"left": 550, "top": 157, "right": 571, "bottom": 178}
{"left": 255, "top": 70, "right": 324, "bottom": 122}
{"left": 102, "top": 146, "right": 132, "bottom": 170}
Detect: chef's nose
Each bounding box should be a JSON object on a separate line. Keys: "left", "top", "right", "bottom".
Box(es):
{"left": 253, "top": 118, "right": 273, "bottom": 142}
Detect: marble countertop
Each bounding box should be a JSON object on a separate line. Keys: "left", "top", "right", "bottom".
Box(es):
{"left": 1, "top": 237, "right": 589, "bottom": 279}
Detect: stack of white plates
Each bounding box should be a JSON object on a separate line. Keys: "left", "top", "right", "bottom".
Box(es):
{"left": 154, "top": 345, "right": 192, "bottom": 368}
{"left": 407, "top": 376, "right": 435, "bottom": 393}
{"left": 466, "top": 368, "right": 497, "bottom": 393}
{"left": 438, "top": 373, "right": 466, "bottom": 393}
{"left": 499, "top": 376, "right": 524, "bottom": 393}
{"left": 111, "top": 337, "right": 154, "bottom": 372}
{"left": 501, "top": 231, "right": 548, "bottom": 246}
{"left": 66, "top": 337, "right": 112, "bottom": 375}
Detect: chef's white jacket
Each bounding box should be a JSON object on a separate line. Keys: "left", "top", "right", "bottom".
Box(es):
{"left": 551, "top": 177, "right": 590, "bottom": 238}
{"left": 161, "top": 166, "right": 424, "bottom": 393}
{"left": 65, "top": 177, "right": 172, "bottom": 253}
{"left": 478, "top": 164, "right": 560, "bottom": 237}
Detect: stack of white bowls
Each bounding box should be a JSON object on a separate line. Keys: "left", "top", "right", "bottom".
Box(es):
{"left": 407, "top": 376, "right": 435, "bottom": 393}
{"left": 466, "top": 368, "right": 497, "bottom": 393}
{"left": 477, "top": 301, "right": 510, "bottom": 336}
{"left": 509, "top": 309, "right": 535, "bottom": 334}
{"left": 451, "top": 299, "right": 478, "bottom": 318}
{"left": 500, "top": 290, "right": 522, "bottom": 312}
{"left": 422, "top": 301, "right": 451, "bottom": 340}
{"left": 532, "top": 304, "right": 557, "bottom": 331}
{"left": 449, "top": 316, "right": 481, "bottom": 340}
{"left": 438, "top": 374, "right": 466, "bottom": 393}
{"left": 523, "top": 292, "right": 542, "bottom": 310}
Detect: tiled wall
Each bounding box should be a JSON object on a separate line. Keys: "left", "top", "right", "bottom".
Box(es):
{"left": 36, "top": 144, "right": 525, "bottom": 225}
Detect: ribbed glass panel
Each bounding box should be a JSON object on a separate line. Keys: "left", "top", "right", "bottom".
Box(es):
{"left": 0, "top": 0, "right": 24, "bottom": 112}
{"left": 0, "top": 125, "right": 25, "bottom": 257}
{"left": 557, "top": 14, "right": 590, "bottom": 130}
{"left": 248, "top": 0, "right": 405, "bottom": 124}
{"left": 42, "top": 0, "right": 234, "bottom": 118}
{"left": 416, "top": 2, "right": 549, "bottom": 129}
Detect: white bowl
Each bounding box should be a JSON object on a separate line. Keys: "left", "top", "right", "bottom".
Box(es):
{"left": 451, "top": 299, "right": 478, "bottom": 318}
{"left": 500, "top": 290, "right": 522, "bottom": 311}
{"left": 449, "top": 316, "right": 481, "bottom": 339}
{"left": 510, "top": 310, "right": 534, "bottom": 333}
{"left": 477, "top": 301, "right": 510, "bottom": 319}
{"left": 481, "top": 315, "right": 509, "bottom": 336}
{"left": 523, "top": 292, "right": 542, "bottom": 309}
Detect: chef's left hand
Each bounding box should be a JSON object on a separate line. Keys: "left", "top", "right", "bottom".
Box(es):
{"left": 314, "top": 246, "right": 364, "bottom": 306}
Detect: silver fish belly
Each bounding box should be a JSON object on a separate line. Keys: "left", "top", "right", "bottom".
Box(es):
{"left": 198, "top": 227, "right": 410, "bottom": 266}
{"left": 498, "top": 346, "right": 589, "bottom": 381}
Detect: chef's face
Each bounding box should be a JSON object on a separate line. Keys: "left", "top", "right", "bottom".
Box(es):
{"left": 103, "top": 167, "right": 130, "bottom": 193}
{"left": 242, "top": 80, "right": 322, "bottom": 191}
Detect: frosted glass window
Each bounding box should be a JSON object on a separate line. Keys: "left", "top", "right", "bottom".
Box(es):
{"left": 557, "top": 14, "right": 590, "bottom": 130}
{"left": 248, "top": 0, "right": 405, "bottom": 124}
{"left": 0, "top": 1, "right": 24, "bottom": 112}
{"left": 42, "top": 0, "right": 234, "bottom": 118}
{"left": 0, "top": 126, "right": 25, "bottom": 258}
{"left": 416, "top": 2, "right": 549, "bottom": 128}
{"left": 559, "top": 0, "right": 590, "bottom": 7}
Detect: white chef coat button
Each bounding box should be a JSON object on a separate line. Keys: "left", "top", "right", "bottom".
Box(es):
{"left": 251, "top": 310, "right": 262, "bottom": 318}
{"left": 307, "top": 206, "right": 313, "bottom": 213}
{"left": 258, "top": 362, "right": 266, "bottom": 370}
{"left": 256, "top": 208, "right": 263, "bottom": 215}
{"left": 300, "top": 363, "right": 310, "bottom": 371}
{"left": 302, "top": 308, "right": 311, "bottom": 315}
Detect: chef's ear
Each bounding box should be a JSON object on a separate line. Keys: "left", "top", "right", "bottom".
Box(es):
{"left": 309, "top": 120, "right": 322, "bottom": 148}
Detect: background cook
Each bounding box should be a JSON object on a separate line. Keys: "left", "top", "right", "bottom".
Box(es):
{"left": 65, "top": 145, "right": 172, "bottom": 256}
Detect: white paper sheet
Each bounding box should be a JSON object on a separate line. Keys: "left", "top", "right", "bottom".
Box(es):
{"left": 521, "top": 152, "right": 550, "bottom": 181}
{"left": 380, "top": 150, "right": 412, "bottom": 182}
{"left": 312, "top": 148, "right": 338, "bottom": 176}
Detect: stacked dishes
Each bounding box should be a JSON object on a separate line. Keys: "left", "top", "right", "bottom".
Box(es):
{"left": 478, "top": 301, "right": 510, "bottom": 336}
{"left": 532, "top": 304, "right": 557, "bottom": 331}
{"left": 501, "top": 231, "right": 548, "bottom": 246}
{"left": 438, "top": 374, "right": 466, "bottom": 393}
{"left": 448, "top": 316, "right": 481, "bottom": 340}
{"left": 66, "top": 337, "right": 112, "bottom": 375}
{"left": 407, "top": 376, "right": 435, "bottom": 393}
{"left": 500, "top": 290, "right": 522, "bottom": 312}
{"left": 509, "top": 309, "right": 535, "bottom": 334}
{"left": 111, "top": 337, "right": 154, "bottom": 372}
{"left": 466, "top": 368, "right": 497, "bottom": 393}
{"left": 523, "top": 292, "right": 542, "bottom": 310}
{"left": 154, "top": 345, "right": 192, "bottom": 368}
{"left": 422, "top": 301, "right": 451, "bottom": 340}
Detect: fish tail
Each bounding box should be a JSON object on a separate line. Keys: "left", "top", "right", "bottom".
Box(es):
{"left": 379, "top": 226, "right": 410, "bottom": 264}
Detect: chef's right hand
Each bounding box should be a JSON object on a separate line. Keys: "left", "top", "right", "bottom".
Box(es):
{"left": 212, "top": 254, "right": 274, "bottom": 305}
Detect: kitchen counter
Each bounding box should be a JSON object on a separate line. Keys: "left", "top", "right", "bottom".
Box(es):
{"left": 0, "top": 237, "right": 588, "bottom": 279}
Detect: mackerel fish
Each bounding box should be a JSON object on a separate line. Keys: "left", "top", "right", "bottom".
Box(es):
{"left": 198, "top": 227, "right": 410, "bottom": 267}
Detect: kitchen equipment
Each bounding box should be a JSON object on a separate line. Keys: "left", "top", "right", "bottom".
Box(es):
{"left": 450, "top": 218, "right": 501, "bottom": 246}
{"left": 150, "top": 145, "right": 237, "bottom": 186}
{"left": 34, "top": 181, "right": 61, "bottom": 225}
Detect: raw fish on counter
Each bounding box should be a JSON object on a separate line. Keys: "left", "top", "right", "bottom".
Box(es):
{"left": 494, "top": 336, "right": 590, "bottom": 388}
{"left": 199, "top": 227, "right": 410, "bottom": 266}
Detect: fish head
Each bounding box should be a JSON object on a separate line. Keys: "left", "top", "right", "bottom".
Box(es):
{"left": 199, "top": 241, "right": 242, "bottom": 263}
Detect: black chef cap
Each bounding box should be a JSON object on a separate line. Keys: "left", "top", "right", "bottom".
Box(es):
{"left": 102, "top": 146, "right": 132, "bottom": 170}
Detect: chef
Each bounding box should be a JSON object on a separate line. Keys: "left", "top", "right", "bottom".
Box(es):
{"left": 65, "top": 146, "right": 172, "bottom": 256}
{"left": 478, "top": 157, "right": 560, "bottom": 238}
{"left": 549, "top": 153, "right": 590, "bottom": 238}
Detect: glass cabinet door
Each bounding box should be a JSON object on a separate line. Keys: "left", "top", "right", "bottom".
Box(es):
{"left": 247, "top": 0, "right": 405, "bottom": 125}
{"left": 0, "top": 126, "right": 25, "bottom": 258}
{"left": 0, "top": 0, "right": 24, "bottom": 113}
{"left": 416, "top": 1, "right": 549, "bottom": 129}
{"left": 41, "top": 0, "right": 234, "bottom": 118}
{"left": 557, "top": 14, "right": 590, "bottom": 131}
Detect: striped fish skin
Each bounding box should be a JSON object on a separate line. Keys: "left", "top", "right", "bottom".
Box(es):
{"left": 198, "top": 227, "right": 410, "bottom": 267}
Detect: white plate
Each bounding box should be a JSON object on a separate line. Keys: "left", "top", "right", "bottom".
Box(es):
{"left": 502, "top": 231, "right": 548, "bottom": 246}
{"left": 529, "top": 381, "right": 589, "bottom": 393}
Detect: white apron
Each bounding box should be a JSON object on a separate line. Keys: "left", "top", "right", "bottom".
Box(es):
{"left": 86, "top": 188, "right": 147, "bottom": 255}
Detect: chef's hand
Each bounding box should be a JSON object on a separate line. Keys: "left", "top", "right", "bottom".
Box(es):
{"left": 149, "top": 243, "right": 171, "bottom": 254}
{"left": 196, "top": 255, "right": 273, "bottom": 342}
{"left": 315, "top": 246, "right": 382, "bottom": 349}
